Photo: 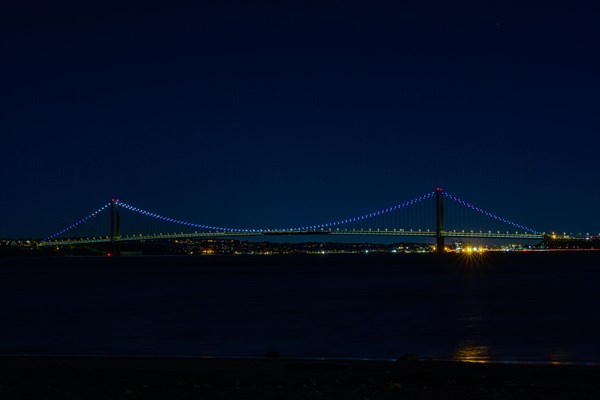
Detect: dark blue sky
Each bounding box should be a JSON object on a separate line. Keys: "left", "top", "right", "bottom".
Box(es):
{"left": 1, "top": 1, "right": 598, "bottom": 238}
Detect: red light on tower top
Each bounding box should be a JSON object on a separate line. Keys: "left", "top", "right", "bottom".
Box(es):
{"left": 436, "top": 187, "right": 444, "bottom": 191}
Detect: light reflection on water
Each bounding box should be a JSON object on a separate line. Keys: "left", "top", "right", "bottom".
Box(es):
{"left": 453, "top": 341, "right": 492, "bottom": 363}
{"left": 454, "top": 262, "right": 490, "bottom": 362}
{"left": 547, "top": 351, "right": 570, "bottom": 365}
{"left": 455, "top": 251, "right": 490, "bottom": 269}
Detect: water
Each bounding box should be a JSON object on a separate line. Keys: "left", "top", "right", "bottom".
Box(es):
{"left": 1, "top": 252, "right": 599, "bottom": 364}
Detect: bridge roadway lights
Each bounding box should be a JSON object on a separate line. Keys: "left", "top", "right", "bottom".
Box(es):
{"left": 435, "top": 187, "right": 444, "bottom": 254}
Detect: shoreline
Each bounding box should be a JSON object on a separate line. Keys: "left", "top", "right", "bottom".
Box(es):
{"left": 2, "top": 356, "right": 600, "bottom": 399}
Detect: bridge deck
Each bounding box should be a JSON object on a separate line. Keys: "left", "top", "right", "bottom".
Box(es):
{"left": 38, "top": 230, "right": 544, "bottom": 246}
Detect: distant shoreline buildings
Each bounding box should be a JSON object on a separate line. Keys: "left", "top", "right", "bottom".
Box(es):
{"left": 1, "top": 236, "right": 598, "bottom": 256}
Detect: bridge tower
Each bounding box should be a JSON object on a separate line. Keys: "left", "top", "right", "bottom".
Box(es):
{"left": 110, "top": 198, "right": 121, "bottom": 254}
{"left": 435, "top": 187, "right": 444, "bottom": 253}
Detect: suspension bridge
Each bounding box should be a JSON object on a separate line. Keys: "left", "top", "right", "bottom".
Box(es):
{"left": 38, "top": 188, "right": 553, "bottom": 253}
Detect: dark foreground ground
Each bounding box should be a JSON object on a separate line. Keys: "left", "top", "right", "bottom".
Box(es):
{"left": 1, "top": 357, "right": 600, "bottom": 399}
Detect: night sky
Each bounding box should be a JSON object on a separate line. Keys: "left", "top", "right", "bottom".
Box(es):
{"left": 1, "top": 1, "right": 598, "bottom": 238}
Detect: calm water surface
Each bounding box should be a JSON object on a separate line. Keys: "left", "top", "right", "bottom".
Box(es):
{"left": 1, "top": 252, "right": 599, "bottom": 364}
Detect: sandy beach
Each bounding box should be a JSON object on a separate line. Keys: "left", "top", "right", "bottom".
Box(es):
{"left": 2, "top": 356, "right": 600, "bottom": 399}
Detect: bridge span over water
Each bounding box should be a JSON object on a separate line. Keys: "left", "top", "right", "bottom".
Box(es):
{"left": 37, "top": 188, "right": 558, "bottom": 253}
{"left": 42, "top": 229, "right": 544, "bottom": 247}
